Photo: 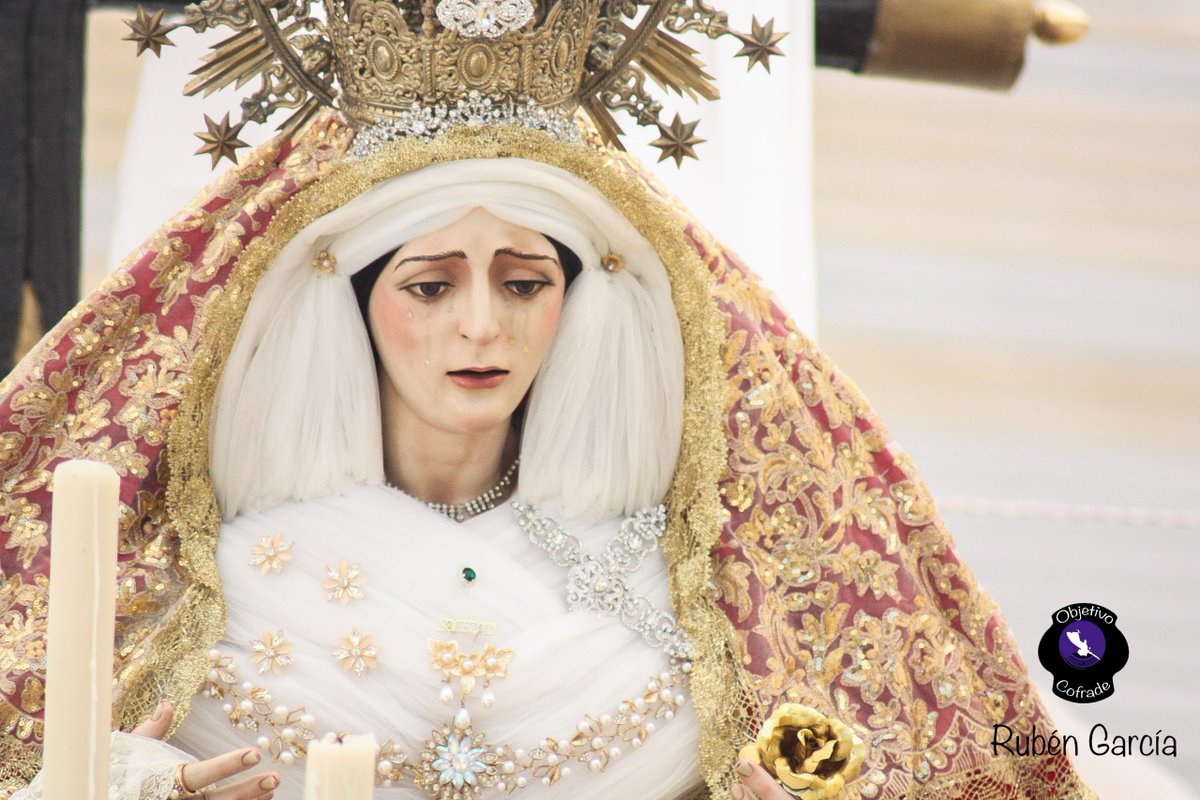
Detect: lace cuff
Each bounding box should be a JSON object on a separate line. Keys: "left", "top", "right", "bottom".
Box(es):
{"left": 11, "top": 732, "right": 197, "bottom": 800}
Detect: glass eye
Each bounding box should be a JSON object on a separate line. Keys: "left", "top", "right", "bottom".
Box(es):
{"left": 405, "top": 282, "right": 450, "bottom": 300}
{"left": 506, "top": 280, "right": 549, "bottom": 297}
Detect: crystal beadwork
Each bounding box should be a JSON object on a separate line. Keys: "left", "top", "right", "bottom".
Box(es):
{"left": 513, "top": 503, "right": 694, "bottom": 660}
{"left": 435, "top": 0, "right": 535, "bottom": 39}
{"left": 348, "top": 92, "right": 581, "bottom": 160}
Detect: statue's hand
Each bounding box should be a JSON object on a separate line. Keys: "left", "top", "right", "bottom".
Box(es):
{"left": 132, "top": 701, "right": 281, "bottom": 799}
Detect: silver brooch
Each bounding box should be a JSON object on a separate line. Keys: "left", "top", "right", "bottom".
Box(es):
{"left": 514, "top": 503, "right": 694, "bottom": 661}
{"left": 436, "top": 0, "right": 534, "bottom": 39}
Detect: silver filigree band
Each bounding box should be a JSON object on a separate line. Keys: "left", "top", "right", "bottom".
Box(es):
{"left": 435, "top": 0, "right": 535, "bottom": 39}
{"left": 513, "top": 503, "right": 694, "bottom": 661}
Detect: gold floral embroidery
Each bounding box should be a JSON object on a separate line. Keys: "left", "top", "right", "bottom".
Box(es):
{"left": 250, "top": 630, "right": 294, "bottom": 675}
{"left": 0, "top": 575, "right": 47, "bottom": 697}
{"left": 322, "top": 560, "right": 364, "bottom": 604}
{"left": 249, "top": 533, "right": 293, "bottom": 575}
{"left": 0, "top": 498, "right": 46, "bottom": 571}
{"left": 333, "top": 629, "right": 378, "bottom": 676}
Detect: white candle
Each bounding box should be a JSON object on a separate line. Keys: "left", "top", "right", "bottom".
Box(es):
{"left": 43, "top": 460, "right": 120, "bottom": 800}
{"left": 304, "top": 734, "right": 378, "bottom": 800}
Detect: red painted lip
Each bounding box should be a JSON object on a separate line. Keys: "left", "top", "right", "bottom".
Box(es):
{"left": 448, "top": 368, "right": 509, "bottom": 389}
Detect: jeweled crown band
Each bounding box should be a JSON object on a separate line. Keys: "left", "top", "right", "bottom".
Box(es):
{"left": 348, "top": 92, "right": 581, "bottom": 160}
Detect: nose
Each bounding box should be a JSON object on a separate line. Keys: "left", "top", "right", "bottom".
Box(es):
{"left": 457, "top": 281, "right": 501, "bottom": 344}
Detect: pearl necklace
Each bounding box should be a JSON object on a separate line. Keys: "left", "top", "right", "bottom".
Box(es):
{"left": 393, "top": 458, "right": 520, "bottom": 523}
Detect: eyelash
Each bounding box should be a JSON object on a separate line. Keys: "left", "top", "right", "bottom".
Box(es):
{"left": 401, "top": 280, "right": 553, "bottom": 303}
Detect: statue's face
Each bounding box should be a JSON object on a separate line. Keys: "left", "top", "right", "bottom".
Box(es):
{"left": 368, "top": 207, "right": 566, "bottom": 437}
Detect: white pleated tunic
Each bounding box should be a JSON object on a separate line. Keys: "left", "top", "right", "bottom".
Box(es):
{"left": 172, "top": 484, "right": 703, "bottom": 799}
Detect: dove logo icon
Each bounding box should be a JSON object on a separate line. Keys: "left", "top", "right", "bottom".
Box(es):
{"left": 1038, "top": 602, "right": 1128, "bottom": 703}
{"left": 1059, "top": 621, "right": 1105, "bottom": 668}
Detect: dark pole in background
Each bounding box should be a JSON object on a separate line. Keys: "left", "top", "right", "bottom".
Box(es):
{"left": 1, "top": 0, "right": 86, "bottom": 373}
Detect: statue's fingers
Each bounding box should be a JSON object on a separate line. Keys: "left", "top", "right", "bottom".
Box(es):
{"left": 183, "top": 748, "right": 270, "bottom": 792}
{"left": 205, "top": 772, "right": 280, "bottom": 800}
{"left": 735, "top": 759, "right": 790, "bottom": 800}
{"left": 129, "top": 700, "right": 173, "bottom": 739}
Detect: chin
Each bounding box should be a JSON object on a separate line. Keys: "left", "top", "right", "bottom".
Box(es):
{"left": 441, "top": 405, "right": 518, "bottom": 437}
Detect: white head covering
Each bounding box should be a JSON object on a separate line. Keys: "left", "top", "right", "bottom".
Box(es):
{"left": 210, "top": 158, "right": 684, "bottom": 521}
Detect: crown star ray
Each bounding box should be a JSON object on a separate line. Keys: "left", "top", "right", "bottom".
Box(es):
{"left": 124, "top": 0, "right": 783, "bottom": 166}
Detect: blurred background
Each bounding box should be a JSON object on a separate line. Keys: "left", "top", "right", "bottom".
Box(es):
{"left": 58, "top": 0, "right": 1200, "bottom": 791}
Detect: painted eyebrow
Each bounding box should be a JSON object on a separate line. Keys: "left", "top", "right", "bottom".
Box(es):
{"left": 494, "top": 247, "right": 561, "bottom": 268}
{"left": 393, "top": 247, "right": 560, "bottom": 270}
{"left": 392, "top": 249, "right": 467, "bottom": 270}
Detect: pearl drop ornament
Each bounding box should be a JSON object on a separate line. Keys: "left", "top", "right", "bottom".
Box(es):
{"left": 280, "top": 751, "right": 294, "bottom": 765}
{"left": 482, "top": 689, "right": 495, "bottom": 707}
{"left": 440, "top": 685, "right": 455, "bottom": 704}
{"left": 257, "top": 736, "right": 270, "bottom": 749}
{"left": 454, "top": 707, "right": 471, "bottom": 730}
{"left": 589, "top": 758, "right": 602, "bottom": 771}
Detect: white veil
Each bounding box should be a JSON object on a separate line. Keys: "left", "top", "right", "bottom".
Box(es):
{"left": 210, "top": 158, "right": 685, "bottom": 522}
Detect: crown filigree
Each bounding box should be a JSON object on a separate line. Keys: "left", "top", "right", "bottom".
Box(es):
{"left": 124, "top": 1, "right": 785, "bottom": 167}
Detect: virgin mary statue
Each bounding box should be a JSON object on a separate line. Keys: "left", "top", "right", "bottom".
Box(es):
{"left": 0, "top": 2, "right": 1096, "bottom": 799}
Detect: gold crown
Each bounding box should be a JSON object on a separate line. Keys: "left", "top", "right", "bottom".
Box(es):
{"left": 124, "top": 1, "right": 786, "bottom": 167}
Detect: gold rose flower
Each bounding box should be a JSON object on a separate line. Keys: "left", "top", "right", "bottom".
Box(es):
{"left": 738, "top": 703, "right": 866, "bottom": 799}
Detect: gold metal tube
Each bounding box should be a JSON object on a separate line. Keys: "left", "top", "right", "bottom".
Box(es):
{"left": 862, "top": 0, "right": 1037, "bottom": 90}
